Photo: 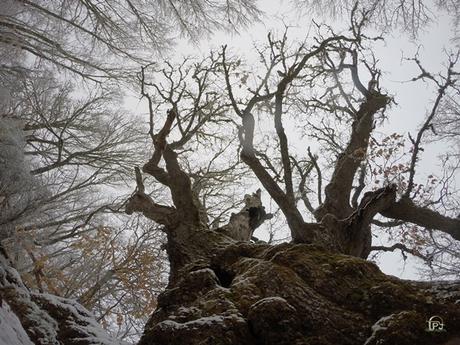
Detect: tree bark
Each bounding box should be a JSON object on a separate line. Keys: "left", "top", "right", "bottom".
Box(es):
{"left": 380, "top": 198, "right": 460, "bottom": 241}
{"left": 137, "top": 241, "right": 460, "bottom": 345}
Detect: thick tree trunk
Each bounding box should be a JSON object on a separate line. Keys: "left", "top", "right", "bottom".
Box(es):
{"left": 137, "top": 239, "right": 460, "bottom": 345}
{"left": 128, "top": 191, "right": 460, "bottom": 345}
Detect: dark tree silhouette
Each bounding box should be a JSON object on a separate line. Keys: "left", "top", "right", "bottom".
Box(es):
{"left": 125, "top": 10, "right": 460, "bottom": 345}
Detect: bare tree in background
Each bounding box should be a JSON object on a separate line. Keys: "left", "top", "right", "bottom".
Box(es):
{"left": 0, "top": 0, "right": 261, "bottom": 81}
{"left": 1, "top": 71, "right": 143, "bottom": 240}
{"left": 293, "top": 0, "right": 460, "bottom": 38}
{"left": 0, "top": 70, "right": 166, "bottom": 339}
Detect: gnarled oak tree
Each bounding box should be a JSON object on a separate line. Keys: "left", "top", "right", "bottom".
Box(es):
{"left": 126, "top": 10, "right": 460, "bottom": 345}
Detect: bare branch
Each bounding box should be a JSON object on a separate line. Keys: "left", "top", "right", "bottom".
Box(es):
{"left": 380, "top": 198, "right": 460, "bottom": 241}
{"left": 404, "top": 57, "right": 458, "bottom": 197}
{"left": 125, "top": 198, "right": 174, "bottom": 228}
{"left": 307, "top": 148, "right": 323, "bottom": 205}
{"left": 370, "top": 243, "right": 429, "bottom": 261}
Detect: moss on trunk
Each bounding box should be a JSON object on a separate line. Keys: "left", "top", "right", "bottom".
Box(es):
{"left": 139, "top": 243, "right": 460, "bottom": 345}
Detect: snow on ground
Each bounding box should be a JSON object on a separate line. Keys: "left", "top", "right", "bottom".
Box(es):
{"left": 0, "top": 301, "right": 34, "bottom": 345}
{"left": 1, "top": 253, "right": 130, "bottom": 345}
{"left": 36, "top": 293, "right": 128, "bottom": 345}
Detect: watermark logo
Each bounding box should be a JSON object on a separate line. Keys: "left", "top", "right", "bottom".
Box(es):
{"left": 426, "top": 316, "right": 445, "bottom": 332}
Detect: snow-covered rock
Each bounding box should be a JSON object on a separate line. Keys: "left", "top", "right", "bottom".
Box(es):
{"left": 0, "top": 254, "right": 124, "bottom": 345}
{"left": 0, "top": 301, "right": 34, "bottom": 345}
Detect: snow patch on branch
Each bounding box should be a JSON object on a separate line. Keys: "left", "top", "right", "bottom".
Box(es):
{"left": 157, "top": 314, "right": 246, "bottom": 331}
{"left": 364, "top": 314, "right": 395, "bottom": 345}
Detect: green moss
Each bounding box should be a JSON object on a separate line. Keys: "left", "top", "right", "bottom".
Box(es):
{"left": 144, "top": 242, "right": 460, "bottom": 345}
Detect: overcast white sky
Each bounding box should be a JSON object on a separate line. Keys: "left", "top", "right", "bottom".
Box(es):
{"left": 129, "top": 1, "right": 457, "bottom": 279}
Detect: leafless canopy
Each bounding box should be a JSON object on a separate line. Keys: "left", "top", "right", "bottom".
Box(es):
{"left": 127, "top": 8, "right": 460, "bottom": 281}
{"left": 0, "top": 0, "right": 261, "bottom": 81}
